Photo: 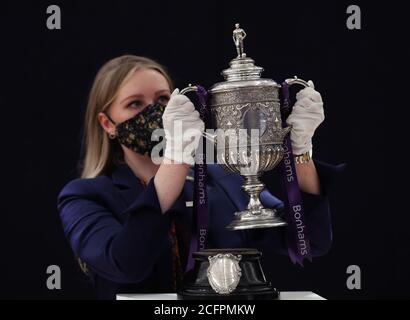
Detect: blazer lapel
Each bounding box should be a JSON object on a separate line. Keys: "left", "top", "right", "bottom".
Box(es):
{"left": 110, "top": 164, "right": 145, "bottom": 211}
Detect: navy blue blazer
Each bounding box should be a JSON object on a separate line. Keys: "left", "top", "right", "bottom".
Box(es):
{"left": 57, "top": 160, "right": 346, "bottom": 299}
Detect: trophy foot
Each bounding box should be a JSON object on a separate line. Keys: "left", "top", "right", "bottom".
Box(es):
{"left": 178, "top": 249, "right": 280, "bottom": 300}
{"left": 227, "top": 208, "right": 287, "bottom": 230}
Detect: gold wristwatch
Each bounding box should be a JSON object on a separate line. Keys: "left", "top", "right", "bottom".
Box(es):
{"left": 294, "top": 149, "right": 312, "bottom": 164}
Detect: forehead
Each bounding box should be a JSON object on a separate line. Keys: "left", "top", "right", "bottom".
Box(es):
{"left": 117, "top": 68, "right": 170, "bottom": 99}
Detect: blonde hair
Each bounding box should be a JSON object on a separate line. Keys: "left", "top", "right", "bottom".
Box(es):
{"left": 80, "top": 55, "right": 174, "bottom": 178}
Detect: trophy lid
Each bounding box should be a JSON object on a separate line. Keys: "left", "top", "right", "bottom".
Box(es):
{"left": 222, "top": 57, "right": 264, "bottom": 81}
{"left": 209, "top": 23, "right": 279, "bottom": 93}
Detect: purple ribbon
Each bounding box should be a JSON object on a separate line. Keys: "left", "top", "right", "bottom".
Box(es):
{"left": 185, "top": 85, "right": 210, "bottom": 273}
{"left": 279, "top": 81, "right": 312, "bottom": 266}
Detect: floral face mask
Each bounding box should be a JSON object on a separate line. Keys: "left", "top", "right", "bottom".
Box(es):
{"left": 105, "top": 101, "right": 166, "bottom": 156}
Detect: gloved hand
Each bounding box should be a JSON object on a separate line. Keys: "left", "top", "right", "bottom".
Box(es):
{"left": 285, "top": 80, "right": 325, "bottom": 155}
{"left": 162, "top": 88, "right": 205, "bottom": 165}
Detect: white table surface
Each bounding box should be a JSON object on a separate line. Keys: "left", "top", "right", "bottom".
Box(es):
{"left": 117, "top": 291, "right": 325, "bottom": 300}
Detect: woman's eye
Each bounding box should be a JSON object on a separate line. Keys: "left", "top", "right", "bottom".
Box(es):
{"left": 129, "top": 100, "right": 142, "bottom": 109}
{"left": 157, "top": 95, "right": 170, "bottom": 104}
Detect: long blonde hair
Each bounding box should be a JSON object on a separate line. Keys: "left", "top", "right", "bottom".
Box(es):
{"left": 80, "top": 55, "right": 174, "bottom": 178}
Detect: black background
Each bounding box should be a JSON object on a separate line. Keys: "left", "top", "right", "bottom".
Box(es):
{"left": 0, "top": 0, "right": 405, "bottom": 299}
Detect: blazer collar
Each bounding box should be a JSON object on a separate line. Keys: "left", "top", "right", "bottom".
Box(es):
{"left": 111, "top": 164, "right": 140, "bottom": 189}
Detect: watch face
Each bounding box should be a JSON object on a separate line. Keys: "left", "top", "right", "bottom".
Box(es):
{"left": 295, "top": 152, "right": 311, "bottom": 164}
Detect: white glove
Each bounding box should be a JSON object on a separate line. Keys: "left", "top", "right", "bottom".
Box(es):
{"left": 162, "top": 88, "right": 205, "bottom": 165}
{"left": 285, "top": 80, "right": 324, "bottom": 155}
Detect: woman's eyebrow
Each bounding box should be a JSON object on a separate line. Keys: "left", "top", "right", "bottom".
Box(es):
{"left": 120, "top": 89, "right": 170, "bottom": 104}
{"left": 155, "top": 89, "right": 170, "bottom": 94}
{"left": 120, "top": 94, "right": 143, "bottom": 104}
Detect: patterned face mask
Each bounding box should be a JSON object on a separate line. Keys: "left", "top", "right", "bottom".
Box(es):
{"left": 105, "top": 101, "right": 166, "bottom": 156}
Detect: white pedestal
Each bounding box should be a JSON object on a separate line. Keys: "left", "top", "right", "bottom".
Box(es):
{"left": 116, "top": 291, "right": 325, "bottom": 300}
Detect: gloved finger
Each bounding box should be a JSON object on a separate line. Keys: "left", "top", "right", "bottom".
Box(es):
{"left": 288, "top": 108, "right": 325, "bottom": 125}
{"left": 195, "top": 122, "right": 205, "bottom": 135}
{"left": 191, "top": 110, "right": 200, "bottom": 119}
{"left": 190, "top": 120, "right": 205, "bottom": 132}
{"left": 171, "top": 88, "right": 180, "bottom": 97}
{"left": 294, "top": 97, "right": 323, "bottom": 111}
{"left": 287, "top": 107, "right": 324, "bottom": 127}
{"left": 292, "top": 103, "right": 324, "bottom": 118}
{"left": 287, "top": 104, "right": 323, "bottom": 119}
{"left": 181, "top": 113, "right": 204, "bottom": 125}
{"left": 296, "top": 87, "right": 315, "bottom": 99}
{"left": 307, "top": 80, "right": 315, "bottom": 89}
{"left": 286, "top": 113, "right": 308, "bottom": 129}
{"left": 167, "top": 94, "right": 192, "bottom": 108}
{"left": 178, "top": 100, "right": 196, "bottom": 113}
{"left": 170, "top": 106, "right": 198, "bottom": 121}
{"left": 296, "top": 87, "right": 322, "bottom": 103}
{"left": 179, "top": 113, "right": 203, "bottom": 124}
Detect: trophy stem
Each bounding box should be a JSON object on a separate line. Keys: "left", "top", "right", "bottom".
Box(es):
{"left": 226, "top": 174, "right": 287, "bottom": 230}
{"left": 242, "top": 175, "right": 265, "bottom": 214}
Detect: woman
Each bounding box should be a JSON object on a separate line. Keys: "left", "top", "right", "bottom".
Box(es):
{"left": 58, "top": 55, "right": 344, "bottom": 299}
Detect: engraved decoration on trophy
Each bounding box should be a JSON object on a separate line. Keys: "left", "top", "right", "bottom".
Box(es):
{"left": 207, "top": 253, "right": 242, "bottom": 295}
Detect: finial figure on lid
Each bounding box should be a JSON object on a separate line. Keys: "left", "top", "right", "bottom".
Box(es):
{"left": 233, "top": 23, "right": 247, "bottom": 58}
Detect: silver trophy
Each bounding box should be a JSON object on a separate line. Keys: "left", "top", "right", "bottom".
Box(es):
{"left": 181, "top": 23, "right": 309, "bottom": 231}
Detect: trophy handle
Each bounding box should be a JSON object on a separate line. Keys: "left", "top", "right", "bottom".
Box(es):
{"left": 180, "top": 84, "right": 199, "bottom": 95}
{"left": 179, "top": 84, "right": 217, "bottom": 144}
{"left": 284, "top": 76, "right": 309, "bottom": 88}
{"left": 282, "top": 76, "right": 310, "bottom": 119}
